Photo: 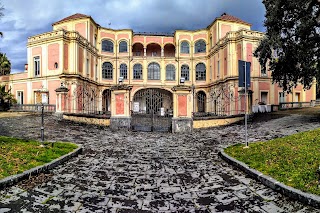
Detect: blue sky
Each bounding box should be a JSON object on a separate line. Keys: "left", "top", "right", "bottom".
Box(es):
{"left": 0, "top": 0, "right": 266, "bottom": 73}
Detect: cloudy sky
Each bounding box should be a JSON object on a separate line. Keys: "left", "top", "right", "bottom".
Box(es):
{"left": 0, "top": 0, "right": 266, "bottom": 73}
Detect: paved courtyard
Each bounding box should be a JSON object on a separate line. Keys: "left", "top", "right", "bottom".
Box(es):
{"left": 0, "top": 111, "right": 320, "bottom": 212}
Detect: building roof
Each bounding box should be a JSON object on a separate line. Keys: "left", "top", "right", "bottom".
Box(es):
{"left": 215, "top": 13, "right": 251, "bottom": 26}
{"left": 52, "top": 13, "right": 91, "bottom": 25}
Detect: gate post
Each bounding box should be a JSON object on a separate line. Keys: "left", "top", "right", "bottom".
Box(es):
{"left": 110, "top": 85, "right": 132, "bottom": 130}
{"left": 171, "top": 85, "right": 193, "bottom": 133}
{"left": 55, "top": 83, "right": 69, "bottom": 115}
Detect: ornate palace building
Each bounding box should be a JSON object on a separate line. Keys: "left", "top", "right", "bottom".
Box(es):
{"left": 0, "top": 13, "right": 316, "bottom": 132}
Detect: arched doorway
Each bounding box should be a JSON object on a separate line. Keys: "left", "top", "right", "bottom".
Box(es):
{"left": 102, "top": 89, "right": 111, "bottom": 114}
{"left": 197, "top": 91, "right": 206, "bottom": 113}
{"left": 131, "top": 88, "right": 173, "bottom": 132}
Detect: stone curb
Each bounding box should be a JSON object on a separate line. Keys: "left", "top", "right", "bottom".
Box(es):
{"left": 219, "top": 150, "right": 320, "bottom": 208}
{"left": 0, "top": 143, "right": 82, "bottom": 190}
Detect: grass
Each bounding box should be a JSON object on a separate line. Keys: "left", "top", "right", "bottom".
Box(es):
{"left": 0, "top": 136, "right": 78, "bottom": 179}
{"left": 225, "top": 129, "right": 320, "bottom": 196}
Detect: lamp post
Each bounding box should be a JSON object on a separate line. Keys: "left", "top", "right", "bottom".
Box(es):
{"left": 41, "top": 103, "right": 44, "bottom": 143}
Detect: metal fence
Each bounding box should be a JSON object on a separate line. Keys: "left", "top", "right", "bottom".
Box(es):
{"left": 10, "top": 104, "right": 56, "bottom": 112}
{"left": 279, "top": 102, "right": 314, "bottom": 110}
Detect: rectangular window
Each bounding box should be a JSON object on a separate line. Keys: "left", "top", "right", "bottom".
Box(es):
{"left": 261, "top": 92, "right": 268, "bottom": 104}
{"left": 217, "top": 61, "right": 220, "bottom": 78}
{"left": 17, "top": 91, "right": 23, "bottom": 105}
{"left": 86, "top": 58, "right": 89, "bottom": 76}
{"left": 279, "top": 92, "right": 285, "bottom": 103}
{"left": 95, "top": 64, "right": 98, "bottom": 80}
{"left": 34, "top": 56, "right": 40, "bottom": 76}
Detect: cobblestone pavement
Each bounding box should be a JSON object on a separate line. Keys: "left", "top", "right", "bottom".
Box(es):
{"left": 0, "top": 113, "right": 320, "bottom": 212}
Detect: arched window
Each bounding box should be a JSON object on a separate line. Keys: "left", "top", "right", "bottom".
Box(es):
{"left": 102, "top": 62, "right": 113, "bottom": 79}
{"left": 181, "top": 65, "right": 189, "bottom": 81}
{"left": 195, "top": 40, "right": 206, "bottom": 53}
{"left": 101, "top": 39, "right": 114, "bottom": 52}
{"left": 133, "top": 63, "right": 143, "bottom": 79}
{"left": 180, "top": 41, "right": 189, "bottom": 54}
{"left": 197, "top": 91, "right": 206, "bottom": 112}
{"left": 148, "top": 62, "right": 160, "bottom": 80}
{"left": 196, "top": 63, "right": 206, "bottom": 81}
{"left": 119, "top": 41, "right": 128, "bottom": 53}
{"left": 166, "top": 64, "right": 175, "bottom": 81}
{"left": 120, "top": 64, "right": 127, "bottom": 79}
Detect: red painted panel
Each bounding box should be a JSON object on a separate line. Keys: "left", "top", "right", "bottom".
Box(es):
{"left": 78, "top": 47, "right": 83, "bottom": 74}
{"left": 75, "top": 22, "right": 86, "bottom": 38}
{"left": 221, "top": 24, "right": 231, "bottom": 38}
{"left": 116, "top": 94, "right": 125, "bottom": 115}
{"left": 100, "top": 32, "right": 115, "bottom": 40}
{"left": 64, "top": 44, "right": 68, "bottom": 70}
{"left": 48, "top": 43, "right": 59, "bottom": 70}
{"left": 178, "top": 95, "right": 187, "bottom": 116}
{"left": 32, "top": 81, "right": 42, "bottom": 89}
{"left": 212, "top": 28, "right": 216, "bottom": 45}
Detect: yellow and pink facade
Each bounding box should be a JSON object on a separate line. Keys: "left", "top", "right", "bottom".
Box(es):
{"left": 0, "top": 13, "right": 316, "bottom": 132}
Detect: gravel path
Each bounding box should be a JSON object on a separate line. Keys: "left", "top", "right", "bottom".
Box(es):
{"left": 0, "top": 112, "right": 319, "bottom": 212}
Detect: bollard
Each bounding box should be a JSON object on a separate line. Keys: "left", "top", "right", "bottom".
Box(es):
{"left": 41, "top": 104, "right": 44, "bottom": 143}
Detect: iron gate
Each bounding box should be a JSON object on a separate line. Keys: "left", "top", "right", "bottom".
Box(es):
{"left": 131, "top": 88, "right": 173, "bottom": 132}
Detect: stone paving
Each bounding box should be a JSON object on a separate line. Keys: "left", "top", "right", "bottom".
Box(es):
{"left": 0, "top": 113, "right": 320, "bottom": 212}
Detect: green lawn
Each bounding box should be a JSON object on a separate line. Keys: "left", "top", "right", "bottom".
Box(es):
{"left": 225, "top": 129, "right": 320, "bottom": 196}
{"left": 0, "top": 136, "right": 78, "bottom": 179}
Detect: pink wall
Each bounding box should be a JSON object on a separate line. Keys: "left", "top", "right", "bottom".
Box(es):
{"left": 75, "top": 22, "right": 86, "bottom": 38}
{"left": 91, "top": 55, "right": 94, "bottom": 79}
{"left": 221, "top": 24, "right": 231, "bottom": 38}
{"left": 32, "top": 47, "right": 42, "bottom": 56}
{"left": 78, "top": 47, "right": 83, "bottom": 74}
{"left": 11, "top": 72, "right": 28, "bottom": 80}
{"left": 212, "top": 28, "right": 216, "bottom": 45}
{"left": 224, "top": 48, "right": 228, "bottom": 76}
{"left": 133, "top": 36, "right": 144, "bottom": 44}
{"left": 48, "top": 43, "right": 60, "bottom": 70}
{"left": 259, "top": 82, "right": 270, "bottom": 91}
{"left": 12, "top": 83, "right": 27, "bottom": 103}
{"left": 48, "top": 80, "right": 61, "bottom": 105}
{"left": 306, "top": 88, "right": 314, "bottom": 101}
{"left": 246, "top": 43, "right": 253, "bottom": 71}
{"left": 237, "top": 44, "right": 242, "bottom": 60}
{"left": 100, "top": 32, "right": 115, "bottom": 40}
{"left": 90, "top": 24, "right": 93, "bottom": 44}
{"left": 32, "top": 81, "right": 42, "bottom": 90}
{"left": 118, "top": 34, "right": 129, "bottom": 40}
{"left": 194, "top": 34, "right": 206, "bottom": 41}
{"left": 164, "top": 37, "right": 174, "bottom": 43}
{"left": 64, "top": 44, "right": 69, "bottom": 70}
{"left": 179, "top": 35, "right": 191, "bottom": 40}
{"left": 146, "top": 37, "right": 162, "bottom": 44}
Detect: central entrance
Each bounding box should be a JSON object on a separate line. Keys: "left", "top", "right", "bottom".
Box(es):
{"left": 131, "top": 88, "right": 173, "bottom": 132}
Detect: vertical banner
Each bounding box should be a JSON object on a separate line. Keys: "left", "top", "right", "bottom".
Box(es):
{"left": 238, "top": 60, "right": 251, "bottom": 88}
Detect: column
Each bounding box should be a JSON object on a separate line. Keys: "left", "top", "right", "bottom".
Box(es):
{"left": 171, "top": 85, "right": 193, "bottom": 133}
{"left": 110, "top": 85, "right": 133, "bottom": 130}
{"left": 55, "top": 84, "right": 69, "bottom": 114}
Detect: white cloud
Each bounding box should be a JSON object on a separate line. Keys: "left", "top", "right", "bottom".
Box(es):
{"left": 0, "top": 0, "right": 265, "bottom": 73}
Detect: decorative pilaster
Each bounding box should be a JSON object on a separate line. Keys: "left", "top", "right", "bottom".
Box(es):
{"left": 55, "top": 83, "right": 69, "bottom": 114}
{"left": 110, "top": 84, "right": 133, "bottom": 130}
{"left": 171, "top": 85, "right": 193, "bottom": 133}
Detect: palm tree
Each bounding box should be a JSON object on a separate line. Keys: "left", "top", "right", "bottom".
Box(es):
{"left": 0, "top": 53, "right": 11, "bottom": 75}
